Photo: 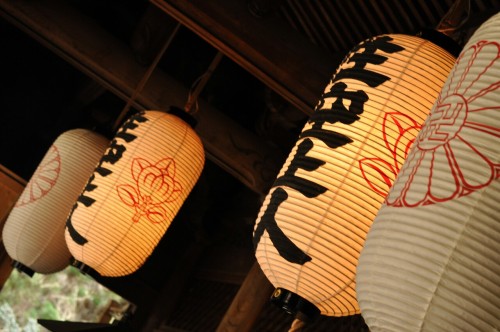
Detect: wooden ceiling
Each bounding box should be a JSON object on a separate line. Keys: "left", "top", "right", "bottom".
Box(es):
{"left": 0, "top": 1, "right": 499, "bottom": 331}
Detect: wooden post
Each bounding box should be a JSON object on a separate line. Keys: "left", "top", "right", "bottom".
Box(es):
{"left": 216, "top": 262, "right": 274, "bottom": 332}
{"left": 0, "top": 165, "right": 26, "bottom": 290}
{"left": 150, "top": 0, "right": 338, "bottom": 115}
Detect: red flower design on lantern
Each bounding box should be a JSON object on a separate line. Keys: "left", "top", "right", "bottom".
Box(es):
{"left": 386, "top": 40, "right": 500, "bottom": 207}
{"left": 16, "top": 145, "right": 61, "bottom": 207}
{"left": 117, "top": 157, "right": 182, "bottom": 223}
{"left": 359, "top": 112, "right": 422, "bottom": 197}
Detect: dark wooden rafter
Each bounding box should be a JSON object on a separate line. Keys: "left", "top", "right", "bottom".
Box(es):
{"left": 0, "top": 0, "right": 284, "bottom": 195}
{"left": 150, "top": 0, "right": 339, "bottom": 116}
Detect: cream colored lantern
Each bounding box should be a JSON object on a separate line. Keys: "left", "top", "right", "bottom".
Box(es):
{"left": 357, "top": 12, "right": 500, "bottom": 332}
{"left": 2, "top": 129, "right": 109, "bottom": 275}
{"left": 253, "top": 33, "right": 457, "bottom": 318}
{"left": 65, "top": 110, "right": 205, "bottom": 277}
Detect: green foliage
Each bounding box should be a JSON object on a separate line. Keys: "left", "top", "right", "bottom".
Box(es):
{"left": 28, "top": 301, "right": 59, "bottom": 321}
{"left": 0, "top": 267, "right": 128, "bottom": 331}
{"left": 0, "top": 303, "right": 39, "bottom": 331}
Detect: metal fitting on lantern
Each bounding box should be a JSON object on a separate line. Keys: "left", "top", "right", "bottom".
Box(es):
{"left": 12, "top": 260, "right": 34, "bottom": 277}
{"left": 168, "top": 106, "right": 198, "bottom": 129}
{"left": 70, "top": 257, "right": 92, "bottom": 275}
{"left": 418, "top": 28, "right": 462, "bottom": 57}
{"left": 270, "top": 288, "right": 320, "bottom": 321}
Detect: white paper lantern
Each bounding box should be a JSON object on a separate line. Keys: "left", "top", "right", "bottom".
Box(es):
{"left": 2, "top": 129, "right": 109, "bottom": 275}
{"left": 253, "top": 34, "right": 457, "bottom": 318}
{"left": 357, "top": 12, "right": 500, "bottom": 331}
{"left": 65, "top": 110, "right": 205, "bottom": 277}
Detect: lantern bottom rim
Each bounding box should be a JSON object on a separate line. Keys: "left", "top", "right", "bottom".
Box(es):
{"left": 69, "top": 257, "right": 94, "bottom": 275}
{"left": 12, "top": 260, "right": 35, "bottom": 277}
{"left": 270, "top": 287, "right": 320, "bottom": 322}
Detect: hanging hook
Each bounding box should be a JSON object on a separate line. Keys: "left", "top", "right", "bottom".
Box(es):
{"left": 184, "top": 51, "right": 224, "bottom": 114}
{"left": 436, "top": 0, "right": 471, "bottom": 37}
{"left": 112, "top": 22, "right": 182, "bottom": 132}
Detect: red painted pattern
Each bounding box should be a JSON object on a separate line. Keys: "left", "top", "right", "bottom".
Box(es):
{"left": 360, "top": 112, "right": 422, "bottom": 197}
{"left": 385, "top": 40, "right": 500, "bottom": 207}
{"left": 16, "top": 145, "right": 61, "bottom": 207}
{"left": 117, "top": 157, "right": 182, "bottom": 223}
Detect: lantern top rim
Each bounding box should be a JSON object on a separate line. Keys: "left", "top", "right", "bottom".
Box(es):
{"left": 166, "top": 107, "right": 198, "bottom": 128}
{"left": 417, "top": 28, "right": 462, "bottom": 57}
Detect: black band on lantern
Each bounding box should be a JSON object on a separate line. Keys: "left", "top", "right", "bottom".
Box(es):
{"left": 11, "top": 260, "right": 34, "bottom": 277}
{"left": 168, "top": 106, "right": 198, "bottom": 129}
{"left": 418, "top": 28, "right": 462, "bottom": 57}
{"left": 270, "top": 288, "right": 320, "bottom": 321}
{"left": 70, "top": 257, "right": 92, "bottom": 275}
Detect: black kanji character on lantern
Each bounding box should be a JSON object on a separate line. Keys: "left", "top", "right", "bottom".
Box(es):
{"left": 333, "top": 35, "right": 404, "bottom": 87}
{"left": 66, "top": 112, "right": 147, "bottom": 245}
{"left": 253, "top": 139, "right": 327, "bottom": 264}
{"left": 253, "top": 36, "right": 405, "bottom": 266}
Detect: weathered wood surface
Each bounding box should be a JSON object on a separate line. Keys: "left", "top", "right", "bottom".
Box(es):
{"left": 216, "top": 262, "right": 274, "bottom": 332}
{"left": 0, "top": 165, "right": 26, "bottom": 290}
{"left": 0, "top": 0, "right": 283, "bottom": 194}
{"left": 151, "top": 0, "right": 339, "bottom": 115}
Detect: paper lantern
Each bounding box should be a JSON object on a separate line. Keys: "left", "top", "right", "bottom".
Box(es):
{"left": 2, "top": 129, "right": 109, "bottom": 275}
{"left": 253, "top": 33, "right": 457, "bottom": 318}
{"left": 65, "top": 110, "right": 205, "bottom": 277}
{"left": 357, "top": 12, "right": 500, "bottom": 331}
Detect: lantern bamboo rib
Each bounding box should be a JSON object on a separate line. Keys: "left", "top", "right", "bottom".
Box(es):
{"left": 66, "top": 111, "right": 205, "bottom": 277}
{"left": 254, "top": 33, "right": 457, "bottom": 317}
{"left": 3, "top": 129, "right": 109, "bottom": 274}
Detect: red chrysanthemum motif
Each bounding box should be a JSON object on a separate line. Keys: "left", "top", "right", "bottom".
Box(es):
{"left": 117, "top": 157, "right": 182, "bottom": 224}
{"left": 16, "top": 145, "right": 61, "bottom": 207}
{"left": 360, "top": 112, "right": 421, "bottom": 197}
{"left": 386, "top": 40, "right": 500, "bottom": 207}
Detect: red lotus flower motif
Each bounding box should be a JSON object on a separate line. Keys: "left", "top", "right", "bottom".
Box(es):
{"left": 117, "top": 157, "right": 182, "bottom": 223}
{"left": 16, "top": 145, "right": 61, "bottom": 207}
{"left": 359, "top": 112, "right": 422, "bottom": 197}
{"left": 386, "top": 40, "right": 500, "bottom": 207}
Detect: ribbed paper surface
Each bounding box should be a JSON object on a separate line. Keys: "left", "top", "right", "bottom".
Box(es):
{"left": 254, "top": 34, "right": 456, "bottom": 316}
{"left": 3, "top": 129, "right": 109, "bottom": 274}
{"left": 357, "top": 12, "right": 500, "bottom": 331}
{"left": 65, "top": 111, "right": 204, "bottom": 277}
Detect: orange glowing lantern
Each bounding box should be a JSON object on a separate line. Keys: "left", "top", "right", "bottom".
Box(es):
{"left": 253, "top": 33, "right": 457, "bottom": 318}
{"left": 2, "top": 129, "right": 109, "bottom": 275}
{"left": 357, "top": 12, "right": 500, "bottom": 331}
{"left": 65, "top": 110, "right": 205, "bottom": 277}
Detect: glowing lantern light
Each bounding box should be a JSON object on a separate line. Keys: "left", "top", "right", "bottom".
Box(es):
{"left": 253, "top": 33, "right": 457, "bottom": 318}
{"left": 357, "top": 12, "right": 500, "bottom": 331}
{"left": 2, "top": 129, "right": 109, "bottom": 275}
{"left": 65, "top": 110, "right": 205, "bottom": 277}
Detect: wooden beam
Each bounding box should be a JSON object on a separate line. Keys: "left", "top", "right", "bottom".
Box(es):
{"left": 150, "top": 0, "right": 340, "bottom": 115}
{"left": 130, "top": 4, "right": 181, "bottom": 66}
{"left": 0, "top": 165, "right": 26, "bottom": 290}
{"left": 0, "top": 0, "right": 284, "bottom": 194}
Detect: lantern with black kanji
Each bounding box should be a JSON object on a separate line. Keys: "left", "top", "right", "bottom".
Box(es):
{"left": 253, "top": 33, "right": 458, "bottom": 318}
{"left": 65, "top": 110, "right": 205, "bottom": 277}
